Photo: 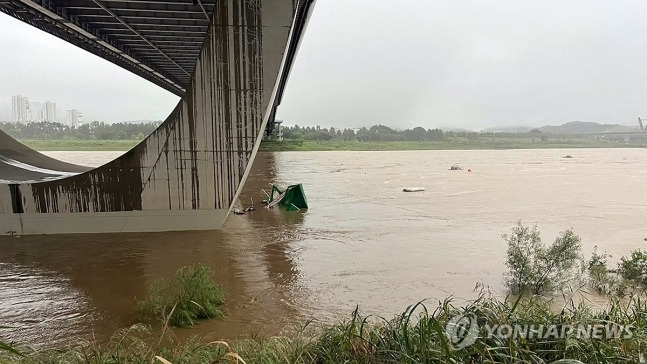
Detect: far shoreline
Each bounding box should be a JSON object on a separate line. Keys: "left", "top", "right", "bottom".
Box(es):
{"left": 19, "top": 138, "right": 647, "bottom": 152}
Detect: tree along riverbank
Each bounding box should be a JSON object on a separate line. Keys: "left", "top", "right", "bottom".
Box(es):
{"left": 17, "top": 136, "right": 647, "bottom": 152}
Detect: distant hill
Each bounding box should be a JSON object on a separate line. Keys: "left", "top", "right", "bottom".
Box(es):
{"left": 538, "top": 121, "right": 625, "bottom": 134}
{"left": 474, "top": 121, "right": 641, "bottom": 134}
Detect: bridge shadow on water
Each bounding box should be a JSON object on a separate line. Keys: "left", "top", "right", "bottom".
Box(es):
{"left": 0, "top": 152, "right": 311, "bottom": 349}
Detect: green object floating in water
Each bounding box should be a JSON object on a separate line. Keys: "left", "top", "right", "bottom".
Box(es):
{"left": 268, "top": 184, "right": 308, "bottom": 211}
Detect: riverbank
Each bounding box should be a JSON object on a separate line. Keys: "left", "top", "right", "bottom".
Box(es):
{"left": 17, "top": 137, "right": 647, "bottom": 151}
{"left": 19, "top": 139, "right": 141, "bottom": 151}
{"left": 259, "top": 137, "right": 647, "bottom": 151}
{"left": 4, "top": 294, "right": 645, "bottom": 363}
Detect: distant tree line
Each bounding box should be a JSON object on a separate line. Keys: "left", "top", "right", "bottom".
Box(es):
{"left": 0, "top": 121, "right": 161, "bottom": 140}
{"left": 1, "top": 120, "right": 595, "bottom": 143}
{"left": 282, "top": 124, "right": 445, "bottom": 142}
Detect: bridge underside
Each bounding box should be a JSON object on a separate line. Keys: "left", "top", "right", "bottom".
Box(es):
{"left": 0, "top": 0, "right": 315, "bottom": 235}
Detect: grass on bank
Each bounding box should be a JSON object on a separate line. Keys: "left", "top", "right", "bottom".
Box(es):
{"left": 259, "top": 138, "right": 647, "bottom": 152}
{"left": 5, "top": 294, "right": 647, "bottom": 363}
{"left": 259, "top": 137, "right": 647, "bottom": 152}
{"left": 136, "top": 264, "right": 225, "bottom": 328}
{"left": 16, "top": 136, "right": 647, "bottom": 152}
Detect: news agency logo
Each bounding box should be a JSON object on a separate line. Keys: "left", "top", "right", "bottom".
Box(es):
{"left": 445, "top": 313, "right": 479, "bottom": 349}
{"left": 445, "top": 314, "right": 634, "bottom": 350}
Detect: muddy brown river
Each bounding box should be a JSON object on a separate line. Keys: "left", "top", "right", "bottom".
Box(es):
{"left": 1, "top": 149, "right": 646, "bottom": 349}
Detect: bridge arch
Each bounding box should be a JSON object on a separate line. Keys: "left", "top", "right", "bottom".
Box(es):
{"left": 0, "top": 0, "right": 315, "bottom": 234}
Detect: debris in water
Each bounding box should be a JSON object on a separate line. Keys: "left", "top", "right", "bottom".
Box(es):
{"left": 266, "top": 184, "right": 308, "bottom": 211}
{"left": 245, "top": 198, "right": 255, "bottom": 212}
{"left": 403, "top": 187, "right": 425, "bottom": 192}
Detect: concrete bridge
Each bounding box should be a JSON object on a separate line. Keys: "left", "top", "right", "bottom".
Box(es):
{"left": 0, "top": 0, "right": 315, "bottom": 235}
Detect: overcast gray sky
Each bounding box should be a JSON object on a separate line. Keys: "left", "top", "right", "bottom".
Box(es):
{"left": 2, "top": 0, "right": 647, "bottom": 130}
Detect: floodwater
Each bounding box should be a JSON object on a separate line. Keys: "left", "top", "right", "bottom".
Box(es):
{"left": 1, "top": 149, "right": 646, "bottom": 349}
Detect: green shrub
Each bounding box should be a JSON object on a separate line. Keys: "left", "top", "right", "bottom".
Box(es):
{"left": 137, "top": 264, "right": 225, "bottom": 327}
{"left": 587, "top": 247, "right": 614, "bottom": 293}
{"left": 504, "top": 222, "right": 582, "bottom": 294}
{"left": 618, "top": 249, "right": 647, "bottom": 287}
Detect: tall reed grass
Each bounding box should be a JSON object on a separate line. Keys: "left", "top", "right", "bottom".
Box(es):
{"left": 6, "top": 294, "right": 647, "bottom": 363}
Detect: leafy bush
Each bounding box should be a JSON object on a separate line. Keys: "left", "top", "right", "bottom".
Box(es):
{"left": 587, "top": 247, "right": 617, "bottom": 294}
{"left": 617, "top": 249, "right": 647, "bottom": 288}
{"left": 504, "top": 222, "right": 582, "bottom": 294}
{"left": 588, "top": 249, "right": 609, "bottom": 286}
{"left": 137, "top": 264, "right": 225, "bottom": 327}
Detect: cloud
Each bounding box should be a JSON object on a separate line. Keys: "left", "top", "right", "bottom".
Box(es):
{"left": 279, "top": 0, "right": 647, "bottom": 129}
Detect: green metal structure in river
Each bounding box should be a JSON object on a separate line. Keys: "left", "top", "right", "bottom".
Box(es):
{"left": 268, "top": 184, "right": 308, "bottom": 211}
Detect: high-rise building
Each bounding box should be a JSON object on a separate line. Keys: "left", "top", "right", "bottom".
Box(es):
{"left": 11, "top": 95, "right": 31, "bottom": 123}
{"left": 42, "top": 101, "right": 56, "bottom": 122}
{"left": 66, "top": 109, "right": 82, "bottom": 127}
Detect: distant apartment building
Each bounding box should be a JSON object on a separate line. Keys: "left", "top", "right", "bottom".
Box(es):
{"left": 42, "top": 101, "right": 56, "bottom": 122}
{"left": 11, "top": 95, "right": 31, "bottom": 123}
{"left": 66, "top": 109, "right": 82, "bottom": 127}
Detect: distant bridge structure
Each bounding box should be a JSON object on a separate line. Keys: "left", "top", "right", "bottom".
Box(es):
{"left": 0, "top": 0, "right": 315, "bottom": 234}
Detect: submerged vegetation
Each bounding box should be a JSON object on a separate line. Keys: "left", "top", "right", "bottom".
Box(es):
{"left": 586, "top": 248, "right": 647, "bottom": 297}
{"left": 136, "top": 264, "right": 225, "bottom": 327}
{"left": 587, "top": 248, "right": 619, "bottom": 294}
{"left": 503, "top": 222, "right": 582, "bottom": 295}
{"left": 503, "top": 222, "right": 647, "bottom": 298}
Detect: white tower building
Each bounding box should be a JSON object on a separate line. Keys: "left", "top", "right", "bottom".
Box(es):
{"left": 42, "top": 101, "right": 57, "bottom": 122}
{"left": 66, "top": 109, "right": 82, "bottom": 127}
{"left": 11, "top": 95, "right": 31, "bottom": 123}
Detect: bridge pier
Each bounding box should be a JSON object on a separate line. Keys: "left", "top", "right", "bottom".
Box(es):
{"left": 0, "top": 0, "right": 315, "bottom": 235}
